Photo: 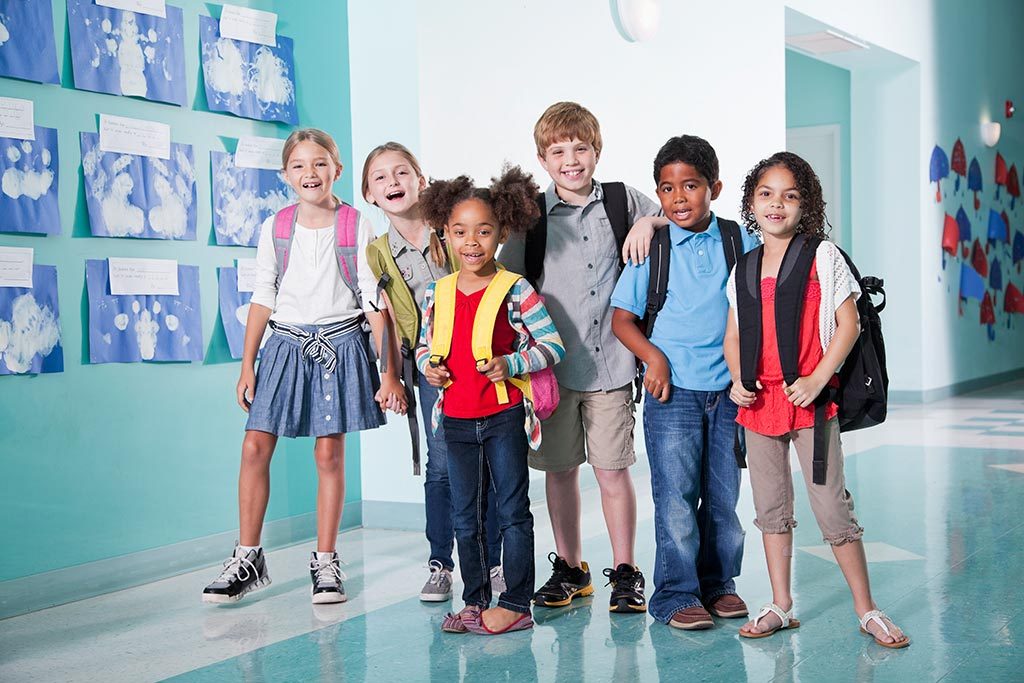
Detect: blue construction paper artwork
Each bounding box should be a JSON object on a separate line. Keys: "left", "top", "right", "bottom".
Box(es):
{"left": 86, "top": 259, "right": 202, "bottom": 364}
{"left": 990, "top": 258, "right": 1003, "bottom": 292}
{"left": 199, "top": 15, "right": 297, "bottom": 124}
{"left": 80, "top": 132, "right": 196, "bottom": 240}
{"left": 959, "top": 262, "right": 986, "bottom": 302}
{"left": 211, "top": 150, "right": 294, "bottom": 246}
{"left": 0, "top": 264, "right": 63, "bottom": 375}
{"left": 217, "top": 266, "right": 252, "bottom": 359}
{"left": 0, "top": 0, "right": 60, "bottom": 84}
{"left": 929, "top": 145, "right": 948, "bottom": 202}
{"left": 66, "top": 0, "right": 187, "bottom": 107}
{"left": 1, "top": 127, "right": 60, "bottom": 234}
{"left": 955, "top": 206, "right": 971, "bottom": 243}
{"left": 968, "top": 157, "right": 983, "bottom": 211}
{"left": 987, "top": 209, "right": 1008, "bottom": 246}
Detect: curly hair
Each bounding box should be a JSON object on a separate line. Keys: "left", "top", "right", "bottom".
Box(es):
{"left": 419, "top": 164, "right": 540, "bottom": 237}
{"left": 739, "top": 152, "right": 829, "bottom": 238}
{"left": 653, "top": 135, "right": 719, "bottom": 185}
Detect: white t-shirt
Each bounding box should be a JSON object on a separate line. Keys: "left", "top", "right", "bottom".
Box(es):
{"left": 249, "top": 212, "right": 379, "bottom": 325}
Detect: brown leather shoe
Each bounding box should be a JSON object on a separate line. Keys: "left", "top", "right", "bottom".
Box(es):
{"left": 705, "top": 593, "right": 749, "bottom": 618}
{"left": 669, "top": 606, "right": 714, "bottom": 630}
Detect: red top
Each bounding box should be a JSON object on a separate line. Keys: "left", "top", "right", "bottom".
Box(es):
{"left": 737, "top": 262, "right": 838, "bottom": 436}
{"left": 442, "top": 287, "right": 523, "bottom": 419}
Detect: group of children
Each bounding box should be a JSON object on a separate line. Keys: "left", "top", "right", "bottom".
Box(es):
{"left": 200, "top": 102, "right": 909, "bottom": 649}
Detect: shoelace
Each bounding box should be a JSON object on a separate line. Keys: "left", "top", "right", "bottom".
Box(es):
{"left": 309, "top": 557, "right": 348, "bottom": 587}
{"left": 541, "top": 553, "right": 572, "bottom": 589}
{"left": 218, "top": 555, "right": 257, "bottom": 583}
{"left": 603, "top": 567, "right": 636, "bottom": 590}
{"left": 425, "top": 560, "right": 449, "bottom": 586}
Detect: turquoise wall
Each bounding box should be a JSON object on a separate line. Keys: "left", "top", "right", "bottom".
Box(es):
{"left": 0, "top": 0, "right": 356, "bottom": 583}
{"left": 785, "top": 49, "right": 852, "bottom": 248}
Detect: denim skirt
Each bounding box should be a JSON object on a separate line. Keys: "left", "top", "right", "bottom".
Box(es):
{"left": 245, "top": 324, "right": 386, "bottom": 437}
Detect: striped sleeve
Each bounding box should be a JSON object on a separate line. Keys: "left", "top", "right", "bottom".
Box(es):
{"left": 503, "top": 279, "right": 565, "bottom": 376}
{"left": 415, "top": 282, "right": 437, "bottom": 374}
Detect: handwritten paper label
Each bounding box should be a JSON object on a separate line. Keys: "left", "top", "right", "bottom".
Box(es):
{"left": 108, "top": 257, "right": 179, "bottom": 295}
{"left": 95, "top": 0, "right": 167, "bottom": 18}
{"left": 99, "top": 115, "right": 171, "bottom": 160}
{"left": 0, "top": 247, "right": 33, "bottom": 288}
{"left": 0, "top": 98, "right": 35, "bottom": 141}
{"left": 234, "top": 136, "right": 286, "bottom": 170}
{"left": 219, "top": 5, "right": 277, "bottom": 46}
{"left": 235, "top": 259, "right": 259, "bottom": 292}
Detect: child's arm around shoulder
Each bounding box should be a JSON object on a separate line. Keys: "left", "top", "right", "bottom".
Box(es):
{"left": 502, "top": 278, "right": 565, "bottom": 376}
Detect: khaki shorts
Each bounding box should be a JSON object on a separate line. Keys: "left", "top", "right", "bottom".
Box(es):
{"left": 528, "top": 383, "right": 637, "bottom": 472}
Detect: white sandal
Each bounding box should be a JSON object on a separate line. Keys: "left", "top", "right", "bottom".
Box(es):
{"left": 859, "top": 609, "right": 910, "bottom": 649}
{"left": 740, "top": 602, "right": 801, "bottom": 639}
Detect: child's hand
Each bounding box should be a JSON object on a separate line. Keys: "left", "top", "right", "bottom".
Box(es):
{"left": 729, "top": 380, "right": 761, "bottom": 407}
{"left": 784, "top": 374, "right": 828, "bottom": 408}
{"left": 478, "top": 357, "right": 510, "bottom": 383}
{"left": 377, "top": 375, "right": 407, "bottom": 415}
{"left": 424, "top": 362, "right": 450, "bottom": 387}
{"left": 237, "top": 366, "right": 256, "bottom": 412}
{"left": 643, "top": 352, "right": 672, "bottom": 403}
{"left": 622, "top": 216, "right": 670, "bottom": 265}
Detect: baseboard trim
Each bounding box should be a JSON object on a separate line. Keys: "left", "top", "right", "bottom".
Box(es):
{"left": 0, "top": 502, "right": 362, "bottom": 621}
{"left": 890, "top": 368, "right": 1024, "bottom": 403}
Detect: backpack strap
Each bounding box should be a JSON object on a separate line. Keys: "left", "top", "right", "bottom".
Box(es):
{"left": 643, "top": 227, "right": 672, "bottom": 339}
{"left": 524, "top": 193, "right": 547, "bottom": 289}
{"left": 273, "top": 204, "right": 299, "bottom": 280}
{"left": 428, "top": 273, "right": 459, "bottom": 372}
{"left": 736, "top": 245, "right": 765, "bottom": 392}
{"left": 601, "top": 182, "right": 630, "bottom": 258}
{"left": 774, "top": 233, "right": 821, "bottom": 385}
{"left": 273, "top": 203, "right": 363, "bottom": 302}
{"left": 471, "top": 270, "right": 520, "bottom": 406}
{"left": 717, "top": 217, "right": 744, "bottom": 274}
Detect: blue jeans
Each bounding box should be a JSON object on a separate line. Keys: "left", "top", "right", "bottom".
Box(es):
{"left": 643, "top": 387, "right": 745, "bottom": 623}
{"left": 419, "top": 374, "right": 501, "bottom": 570}
{"left": 444, "top": 404, "right": 534, "bottom": 614}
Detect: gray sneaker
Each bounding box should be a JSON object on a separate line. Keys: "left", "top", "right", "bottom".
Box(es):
{"left": 420, "top": 560, "right": 453, "bottom": 602}
{"left": 490, "top": 565, "right": 507, "bottom": 595}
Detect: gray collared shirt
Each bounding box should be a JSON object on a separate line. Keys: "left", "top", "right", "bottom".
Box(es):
{"left": 499, "top": 180, "right": 660, "bottom": 392}
{"left": 388, "top": 223, "right": 450, "bottom": 304}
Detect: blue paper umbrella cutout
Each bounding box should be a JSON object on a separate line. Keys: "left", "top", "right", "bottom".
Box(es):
{"left": 956, "top": 206, "right": 971, "bottom": 242}
{"left": 0, "top": 127, "right": 61, "bottom": 234}
{"left": 0, "top": 0, "right": 60, "bottom": 84}
{"left": 968, "top": 157, "right": 983, "bottom": 210}
{"left": 987, "top": 209, "right": 1008, "bottom": 245}
{"left": 1013, "top": 230, "right": 1024, "bottom": 268}
{"left": 217, "top": 266, "right": 253, "bottom": 360}
{"left": 959, "top": 262, "right": 985, "bottom": 301}
{"left": 211, "top": 151, "right": 295, "bottom": 246}
{"left": 0, "top": 264, "right": 64, "bottom": 375}
{"left": 930, "top": 145, "right": 949, "bottom": 202}
{"left": 86, "top": 259, "right": 203, "bottom": 363}
{"left": 199, "top": 15, "right": 298, "bottom": 124}
{"left": 990, "top": 258, "right": 1003, "bottom": 291}
{"left": 66, "top": 0, "right": 187, "bottom": 107}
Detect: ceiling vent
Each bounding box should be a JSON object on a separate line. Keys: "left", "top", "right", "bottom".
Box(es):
{"left": 786, "top": 30, "right": 869, "bottom": 55}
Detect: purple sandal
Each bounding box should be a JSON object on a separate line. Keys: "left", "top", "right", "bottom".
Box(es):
{"left": 441, "top": 606, "right": 480, "bottom": 633}
{"left": 461, "top": 609, "right": 534, "bottom": 635}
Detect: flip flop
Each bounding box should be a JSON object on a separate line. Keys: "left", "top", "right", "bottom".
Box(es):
{"left": 859, "top": 609, "right": 910, "bottom": 649}
{"left": 739, "top": 603, "right": 801, "bottom": 639}
{"left": 462, "top": 609, "right": 534, "bottom": 635}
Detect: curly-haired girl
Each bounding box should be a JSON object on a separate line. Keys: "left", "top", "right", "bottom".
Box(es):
{"left": 415, "top": 165, "right": 565, "bottom": 635}
{"left": 723, "top": 152, "right": 909, "bottom": 648}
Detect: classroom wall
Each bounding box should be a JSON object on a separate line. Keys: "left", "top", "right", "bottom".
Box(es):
{"left": 0, "top": 0, "right": 355, "bottom": 614}
{"left": 349, "top": 0, "right": 1024, "bottom": 514}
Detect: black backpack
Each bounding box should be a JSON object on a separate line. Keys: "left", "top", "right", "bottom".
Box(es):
{"left": 735, "top": 234, "right": 888, "bottom": 485}
{"left": 524, "top": 182, "right": 630, "bottom": 288}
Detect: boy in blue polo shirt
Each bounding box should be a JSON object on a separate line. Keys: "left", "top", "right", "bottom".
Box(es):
{"left": 611, "top": 135, "right": 760, "bottom": 630}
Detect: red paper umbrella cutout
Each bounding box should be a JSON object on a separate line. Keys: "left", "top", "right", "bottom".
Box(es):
{"left": 1006, "top": 282, "right": 1024, "bottom": 313}
{"left": 1008, "top": 164, "right": 1020, "bottom": 209}
{"left": 995, "top": 152, "right": 1008, "bottom": 199}
{"left": 951, "top": 139, "right": 967, "bottom": 192}
{"left": 942, "top": 213, "right": 959, "bottom": 255}
{"left": 972, "top": 238, "right": 989, "bottom": 276}
{"left": 981, "top": 291, "right": 996, "bottom": 324}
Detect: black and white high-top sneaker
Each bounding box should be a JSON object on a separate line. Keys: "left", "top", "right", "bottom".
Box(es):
{"left": 202, "top": 546, "right": 271, "bottom": 604}
{"left": 309, "top": 551, "right": 347, "bottom": 604}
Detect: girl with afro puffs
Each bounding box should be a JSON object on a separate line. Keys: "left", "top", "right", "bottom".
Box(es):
{"left": 415, "top": 165, "right": 565, "bottom": 635}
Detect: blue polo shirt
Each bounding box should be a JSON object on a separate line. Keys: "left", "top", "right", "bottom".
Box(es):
{"left": 611, "top": 214, "right": 760, "bottom": 391}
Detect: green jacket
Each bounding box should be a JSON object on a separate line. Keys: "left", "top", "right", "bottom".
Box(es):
{"left": 365, "top": 232, "right": 458, "bottom": 349}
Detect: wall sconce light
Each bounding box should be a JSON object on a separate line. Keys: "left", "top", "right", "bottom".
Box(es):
{"left": 613, "top": 0, "right": 661, "bottom": 43}
{"left": 981, "top": 121, "right": 1001, "bottom": 148}
{"left": 1007, "top": 100, "right": 1016, "bottom": 119}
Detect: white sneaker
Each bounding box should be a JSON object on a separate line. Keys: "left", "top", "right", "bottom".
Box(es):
{"left": 490, "top": 565, "right": 507, "bottom": 595}
{"left": 420, "top": 560, "right": 453, "bottom": 602}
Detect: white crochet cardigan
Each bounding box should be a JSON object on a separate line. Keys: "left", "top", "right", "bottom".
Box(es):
{"left": 727, "top": 240, "right": 861, "bottom": 354}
